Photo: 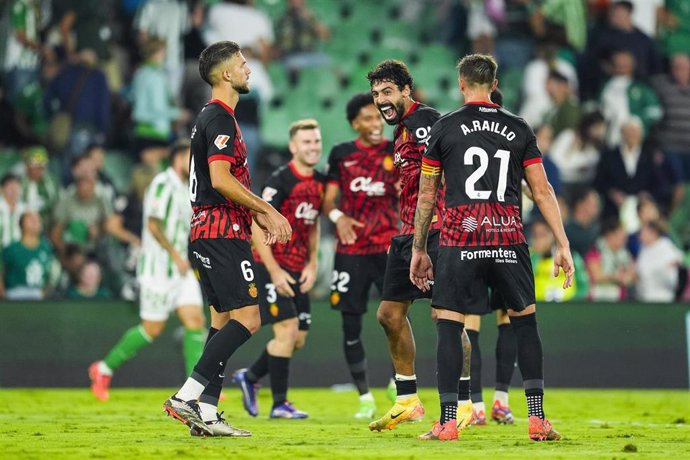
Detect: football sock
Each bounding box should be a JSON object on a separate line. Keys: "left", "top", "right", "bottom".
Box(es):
{"left": 181, "top": 320, "right": 251, "bottom": 401}
{"left": 510, "top": 313, "right": 545, "bottom": 419}
{"left": 494, "top": 390, "right": 509, "bottom": 406}
{"left": 342, "top": 313, "right": 369, "bottom": 395}
{"left": 473, "top": 401, "right": 486, "bottom": 414}
{"left": 268, "top": 354, "right": 290, "bottom": 406}
{"left": 199, "top": 327, "right": 224, "bottom": 406}
{"left": 395, "top": 373, "right": 417, "bottom": 400}
{"left": 458, "top": 377, "right": 471, "bottom": 403}
{"left": 182, "top": 329, "right": 206, "bottom": 377}
{"left": 247, "top": 348, "right": 270, "bottom": 383}
{"left": 97, "top": 361, "right": 113, "bottom": 376}
{"left": 466, "top": 329, "right": 483, "bottom": 403}
{"left": 495, "top": 323, "right": 517, "bottom": 392}
{"left": 103, "top": 325, "right": 152, "bottom": 372}
{"left": 199, "top": 401, "right": 217, "bottom": 422}
{"left": 436, "top": 319, "right": 463, "bottom": 422}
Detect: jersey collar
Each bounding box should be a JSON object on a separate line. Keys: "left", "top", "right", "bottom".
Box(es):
{"left": 166, "top": 167, "right": 183, "bottom": 187}
{"left": 464, "top": 101, "right": 500, "bottom": 107}
{"left": 401, "top": 101, "right": 420, "bottom": 121}
{"left": 208, "top": 98, "right": 235, "bottom": 115}
{"left": 289, "top": 161, "right": 314, "bottom": 180}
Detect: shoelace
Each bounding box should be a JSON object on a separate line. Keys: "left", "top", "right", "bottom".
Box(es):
{"left": 211, "top": 411, "right": 228, "bottom": 425}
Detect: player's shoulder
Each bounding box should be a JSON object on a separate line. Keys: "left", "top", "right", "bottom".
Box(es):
{"left": 313, "top": 170, "right": 328, "bottom": 184}
{"left": 404, "top": 103, "right": 441, "bottom": 128}
{"left": 264, "top": 163, "right": 291, "bottom": 188}
{"left": 196, "top": 102, "right": 236, "bottom": 127}
{"left": 328, "top": 140, "right": 358, "bottom": 162}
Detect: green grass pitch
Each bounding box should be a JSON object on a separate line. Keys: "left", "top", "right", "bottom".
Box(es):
{"left": 1, "top": 388, "right": 688, "bottom": 459}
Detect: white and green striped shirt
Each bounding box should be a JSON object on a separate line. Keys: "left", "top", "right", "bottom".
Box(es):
{"left": 137, "top": 167, "right": 191, "bottom": 280}
{"left": 0, "top": 199, "right": 25, "bottom": 248}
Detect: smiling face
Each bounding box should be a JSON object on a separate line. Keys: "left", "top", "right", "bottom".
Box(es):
{"left": 290, "top": 127, "right": 322, "bottom": 168}
{"left": 371, "top": 80, "right": 410, "bottom": 125}
{"left": 352, "top": 103, "right": 384, "bottom": 146}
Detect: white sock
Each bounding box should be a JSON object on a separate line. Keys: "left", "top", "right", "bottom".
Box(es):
{"left": 199, "top": 402, "right": 217, "bottom": 422}
{"left": 97, "top": 361, "right": 113, "bottom": 376}
{"left": 394, "top": 373, "right": 416, "bottom": 381}
{"left": 359, "top": 392, "right": 374, "bottom": 402}
{"left": 175, "top": 377, "right": 205, "bottom": 402}
{"left": 494, "top": 390, "right": 509, "bottom": 406}
{"left": 473, "top": 401, "right": 486, "bottom": 413}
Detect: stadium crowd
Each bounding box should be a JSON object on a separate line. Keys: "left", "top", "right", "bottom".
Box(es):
{"left": 0, "top": 0, "right": 689, "bottom": 303}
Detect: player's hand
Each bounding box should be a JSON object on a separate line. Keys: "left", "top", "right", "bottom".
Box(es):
{"left": 269, "top": 267, "right": 296, "bottom": 297}
{"left": 173, "top": 252, "right": 190, "bottom": 275}
{"left": 299, "top": 262, "right": 317, "bottom": 293}
{"left": 410, "top": 250, "right": 434, "bottom": 292}
{"left": 553, "top": 245, "right": 575, "bottom": 289}
{"left": 335, "top": 215, "right": 365, "bottom": 245}
{"left": 255, "top": 207, "right": 292, "bottom": 245}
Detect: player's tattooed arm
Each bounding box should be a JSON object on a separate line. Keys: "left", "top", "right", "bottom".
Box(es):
{"left": 412, "top": 171, "right": 441, "bottom": 251}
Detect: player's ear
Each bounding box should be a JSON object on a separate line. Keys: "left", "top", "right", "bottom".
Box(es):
{"left": 458, "top": 77, "right": 465, "bottom": 92}
{"left": 288, "top": 139, "right": 297, "bottom": 156}
{"left": 402, "top": 85, "right": 411, "bottom": 98}
{"left": 491, "top": 79, "right": 498, "bottom": 92}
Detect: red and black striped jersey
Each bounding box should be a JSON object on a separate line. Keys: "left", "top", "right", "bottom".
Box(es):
{"left": 326, "top": 139, "right": 399, "bottom": 255}
{"left": 254, "top": 162, "right": 326, "bottom": 272}
{"left": 422, "top": 102, "right": 542, "bottom": 247}
{"left": 189, "top": 99, "right": 252, "bottom": 242}
{"left": 393, "top": 102, "right": 445, "bottom": 235}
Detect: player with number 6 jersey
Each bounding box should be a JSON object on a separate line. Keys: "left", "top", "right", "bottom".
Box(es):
{"left": 233, "top": 119, "right": 326, "bottom": 420}
{"left": 164, "top": 41, "right": 291, "bottom": 438}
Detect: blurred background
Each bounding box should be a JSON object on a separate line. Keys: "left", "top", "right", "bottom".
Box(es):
{"left": 0, "top": 0, "right": 688, "bottom": 389}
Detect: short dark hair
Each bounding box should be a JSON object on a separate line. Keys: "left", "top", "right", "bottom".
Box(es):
{"left": 613, "top": 0, "right": 633, "bottom": 12}
{"left": 600, "top": 217, "right": 623, "bottom": 236}
{"left": 366, "top": 60, "right": 413, "bottom": 92}
{"left": 1, "top": 173, "right": 19, "bottom": 187}
{"left": 19, "top": 210, "right": 38, "bottom": 231}
{"left": 547, "top": 69, "right": 569, "bottom": 84}
{"left": 199, "top": 41, "right": 241, "bottom": 86}
{"left": 346, "top": 93, "right": 375, "bottom": 124}
{"left": 170, "top": 140, "right": 191, "bottom": 159}
{"left": 457, "top": 54, "right": 497, "bottom": 87}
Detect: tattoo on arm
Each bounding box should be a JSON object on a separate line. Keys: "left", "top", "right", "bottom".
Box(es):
{"left": 412, "top": 171, "right": 441, "bottom": 250}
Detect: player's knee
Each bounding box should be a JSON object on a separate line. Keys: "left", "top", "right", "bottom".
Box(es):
{"left": 294, "top": 333, "right": 307, "bottom": 351}
{"left": 377, "top": 304, "right": 403, "bottom": 330}
{"left": 142, "top": 322, "right": 164, "bottom": 339}
{"left": 240, "top": 316, "right": 261, "bottom": 334}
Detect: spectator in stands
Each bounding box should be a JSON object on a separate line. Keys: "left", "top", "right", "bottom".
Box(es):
{"left": 84, "top": 143, "right": 118, "bottom": 204}
{"left": 659, "top": 0, "right": 690, "bottom": 56}
{"left": 44, "top": 49, "right": 110, "bottom": 168}
{"left": 206, "top": 0, "right": 274, "bottom": 64}
{"left": 583, "top": 0, "right": 662, "bottom": 99}
{"left": 530, "top": 218, "right": 589, "bottom": 302}
{"left": 564, "top": 188, "right": 601, "bottom": 257}
{"left": 55, "top": 243, "right": 86, "bottom": 296}
{"left": 134, "top": 0, "right": 189, "bottom": 97}
{"left": 3, "top": 0, "right": 45, "bottom": 104}
{"left": 529, "top": 0, "right": 587, "bottom": 52}
{"left": 543, "top": 69, "right": 580, "bottom": 138}
{"left": 131, "top": 38, "right": 186, "bottom": 166}
{"left": 67, "top": 259, "right": 112, "bottom": 299}
{"left": 594, "top": 117, "right": 681, "bottom": 221}
{"left": 599, "top": 50, "right": 662, "bottom": 148}
{"left": 628, "top": 0, "right": 665, "bottom": 38}
{"left": 494, "top": 0, "right": 534, "bottom": 70}
{"left": 636, "top": 220, "right": 683, "bottom": 302}
{"left": 465, "top": 0, "right": 500, "bottom": 55}
{"left": 534, "top": 124, "right": 561, "bottom": 195}
{"left": 0, "top": 173, "right": 25, "bottom": 248}
{"left": 0, "top": 211, "right": 55, "bottom": 300}
{"left": 275, "top": 0, "right": 332, "bottom": 84}
{"left": 585, "top": 218, "right": 636, "bottom": 301}
{"left": 652, "top": 53, "right": 690, "bottom": 181}
{"left": 57, "top": 0, "right": 115, "bottom": 64}
{"left": 519, "top": 43, "right": 578, "bottom": 127}
{"left": 17, "top": 146, "right": 59, "bottom": 227}
{"left": 626, "top": 192, "right": 662, "bottom": 258}
{"left": 550, "top": 111, "right": 606, "bottom": 200}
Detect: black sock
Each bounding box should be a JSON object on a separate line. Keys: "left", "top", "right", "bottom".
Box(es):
{"left": 395, "top": 378, "right": 417, "bottom": 397}
{"left": 466, "top": 329, "right": 482, "bottom": 401}
{"left": 495, "top": 323, "right": 517, "bottom": 391}
{"left": 440, "top": 403, "right": 458, "bottom": 425}
{"left": 458, "top": 378, "right": 470, "bottom": 402}
{"left": 199, "top": 327, "right": 223, "bottom": 406}
{"left": 268, "top": 354, "right": 290, "bottom": 406}
{"left": 510, "top": 313, "right": 545, "bottom": 419}
{"left": 191, "top": 320, "right": 252, "bottom": 386}
{"left": 342, "top": 313, "right": 369, "bottom": 395}
{"left": 436, "top": 319, "right": 463, "bottom": 420}
{"left": 247, "top": 348, "right": 269, "bottom": 383}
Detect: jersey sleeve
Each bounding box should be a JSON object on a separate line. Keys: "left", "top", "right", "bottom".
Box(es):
{"left": 421, "top": 119, "right": 444, "bottom": 175}
{"left": 205, "top": 113, "right": 238, "bottom": 164}
{"left": 261, "top": 172, "right": 288, "bottom": 210}
{"left": 325, "top": 146, "right": 342, "bottom": 186}
{"left": 521, "top": 125, "right": 543, "bottom": 168}
{"left": 146, "top": 182, "right": 172, "bottom": 221}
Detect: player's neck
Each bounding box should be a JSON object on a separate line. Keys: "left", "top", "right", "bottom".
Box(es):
{"left": 21, "top": 234, "right": 39, "bottom": 248}
{"left": 462, "top": 90, "right": 493, "bottom": 105}
{"left": 289, "top": 160, "right": 313, "bottom": 178}
{"left": 210, "top": 87, "right": 239, "bottom": 111}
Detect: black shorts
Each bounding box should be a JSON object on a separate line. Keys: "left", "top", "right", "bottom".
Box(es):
{"left": 381, "top": 230, "right": 440, "bottom": 302}
{"left": 189, "top": 238, "right": 259, "bottom": 312}
{"left": 330, "top": 252, "right": 387, "bottom": 314}
{"left": 255, "top": 262, "right": 311, "bottom": 331}
{"left": 469, "top": 288, "right": 508, "bottom": 316}
{"left": 431, "top": 244, "right": 535, "bottom": 315}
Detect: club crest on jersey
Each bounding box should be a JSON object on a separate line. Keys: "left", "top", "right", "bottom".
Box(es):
{"left": 330, "top": 291, "right": 340, "bottom": 306}
{"left": 350, "top": 177, "right": 386, "bottom": 196}
{"left": 270, "top": 303, "right": 279, "bottom": 317}
{"left": 248, "top": 282, "right": 258, "bottom": 298}
{"left": 383, "top": 156, "right": 394, "bottom": 171}
{"left": 214, "top": 134, "right": 231, "bottom": 150}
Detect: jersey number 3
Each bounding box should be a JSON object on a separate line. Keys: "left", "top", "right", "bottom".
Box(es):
{"left": 464, "top": 147, "right": 510, "bottom": 202}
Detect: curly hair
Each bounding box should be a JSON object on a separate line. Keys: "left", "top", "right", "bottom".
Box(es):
{"left": 366, "top": 59, "right": 413, "bottom": 91}
{"left": 345, "top": 93, "right": 374, "bottom": 123}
